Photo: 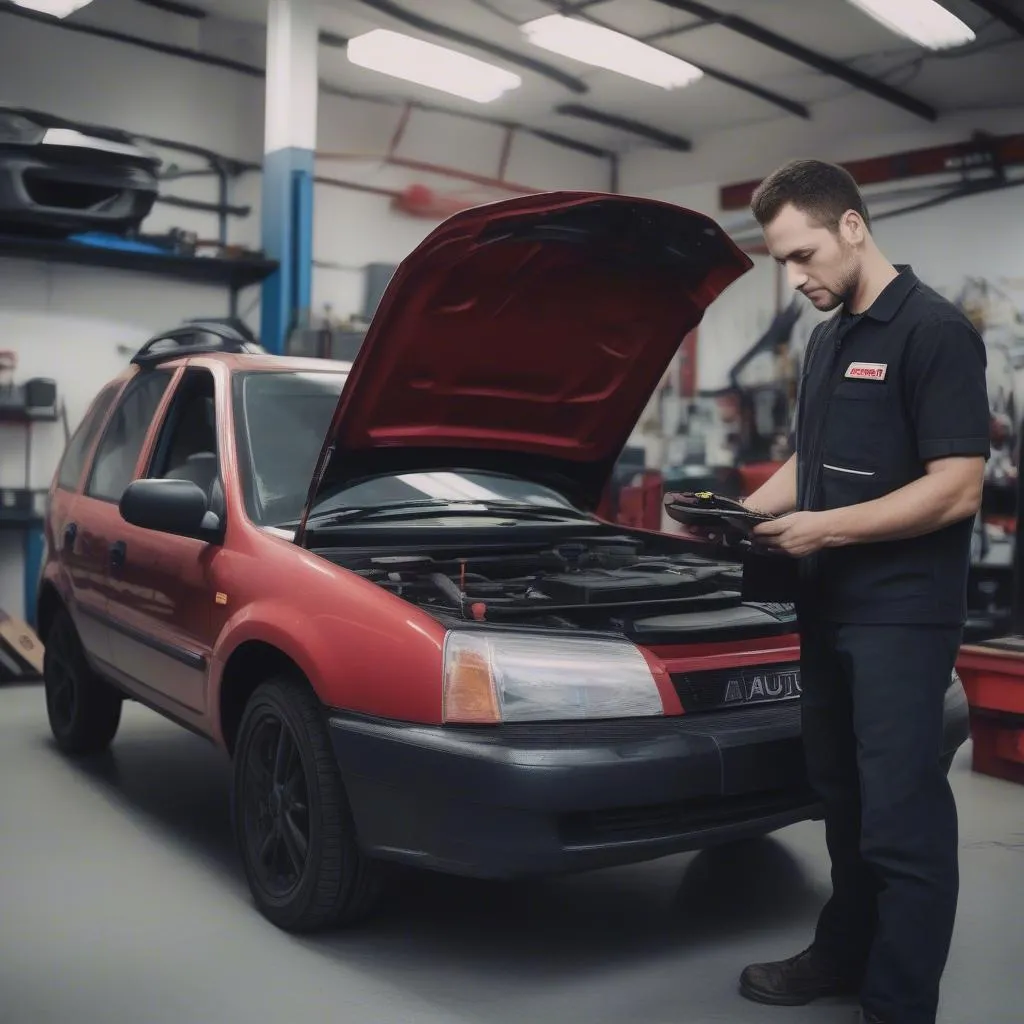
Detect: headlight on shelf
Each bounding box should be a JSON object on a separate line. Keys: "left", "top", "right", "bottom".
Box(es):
{"left": 442, "top": 630, "right": 664, "bottom": 724}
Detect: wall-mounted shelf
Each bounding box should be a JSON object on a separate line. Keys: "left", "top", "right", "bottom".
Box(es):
{"left": 0, "top": 232, "right": 278, "bottom": 293}
{"left": 0, "top": 510, "right": 43, "bottom": 531}
{"left": 0, "top": 408, "right": 59, "bottom": 425}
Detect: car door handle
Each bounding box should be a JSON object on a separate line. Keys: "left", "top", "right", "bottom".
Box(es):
{"left": 109, "top": 540, "right": 127, "bottom": 571}
{"left": 63, "top": 522, "right": 77, "bottom": 551}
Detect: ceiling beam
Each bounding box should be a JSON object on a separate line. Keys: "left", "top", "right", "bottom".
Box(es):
{"left": 555, "top": 104, "right": 692, "bottom": 150}
{"left": 355, "top": 0, "right": 588, "bottom": 93}
{"left": 969, "top": 0, "right": 1024, "bottom": 37}
{"left": 540, "top": 0, "right": 809, "bottom": 119}
{"left": 321, "top": 83, "right": 616, "bottom": 159}
{"left": 641, "top": 19, "right": 719, "bottom": 43}
{"left": 649, "top": 0, "right": 937, "bottom": 121}
{"left": 131, "top": 0, "right": 206, "bottom": 17}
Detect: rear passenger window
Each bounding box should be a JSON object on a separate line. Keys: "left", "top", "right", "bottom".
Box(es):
{"left": 86, "top": 371, "right": 172, "bottom": 503}
{"left": 56, "top": 383, "right": 121, "bottom": 492}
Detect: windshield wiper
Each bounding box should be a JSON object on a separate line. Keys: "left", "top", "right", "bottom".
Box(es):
{"left": 292, "top": 499, "right": 591, "bottom": 529}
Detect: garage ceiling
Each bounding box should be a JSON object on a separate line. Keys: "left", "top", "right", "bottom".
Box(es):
{"left": 149, "top": 0, "right": 1024, "bottom": 157}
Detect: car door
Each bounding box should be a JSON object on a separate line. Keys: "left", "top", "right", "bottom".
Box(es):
{"left": 77, "top": 367, "right": 175, "bottom": 681}
{"left": 103, "top": 366, "right": 223, "bottom": 717}
{"left": 50, "top": 380, "right": 123, "bottom": 665}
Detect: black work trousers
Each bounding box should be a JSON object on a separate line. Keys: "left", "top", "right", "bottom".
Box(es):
{"left": 799, "top": 619, "right": 961, "bottom": 1024}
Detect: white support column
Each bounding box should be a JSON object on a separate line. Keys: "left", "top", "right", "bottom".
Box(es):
{"left": 261, "top": 0, "right": 319, "bottom": 353}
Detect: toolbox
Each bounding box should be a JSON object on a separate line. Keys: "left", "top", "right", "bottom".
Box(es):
{"left": 956, "top": 638, "right": 1024, "bottom": 785}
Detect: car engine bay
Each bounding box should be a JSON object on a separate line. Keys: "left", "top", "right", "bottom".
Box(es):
{"left": 323, "top": 530, "right": 797, "bottom": 644}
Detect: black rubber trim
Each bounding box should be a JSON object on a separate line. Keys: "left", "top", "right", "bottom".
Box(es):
{"left": 92, "top": 654, "right": 211, "bottom": 733}
{"left": 82, "top": 606, "right": 207, "bottom": 671}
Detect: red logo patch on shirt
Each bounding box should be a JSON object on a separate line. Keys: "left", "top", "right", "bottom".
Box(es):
{"left": 845, "top": 361, "right": 887, "bottom": 381}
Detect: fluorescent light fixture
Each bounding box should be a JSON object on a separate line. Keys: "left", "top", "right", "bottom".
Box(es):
{"left": 521, "top": 14, "right": 703, "bottom": 90}
{"left": 846, "top": 0, "right": 975, "bottom": 50}
{"left": 347, "top": 29, "right": 521, "bottom": 103}
{"left": 12, "top": 0, "right": 93, "bottom": 16}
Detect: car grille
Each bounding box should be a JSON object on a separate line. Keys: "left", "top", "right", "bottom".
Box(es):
{"left": 671, "top": 662, "right": 802, "bottom": 713}
{"left": 559, "top": 790, "right": 816, "bottom": 847}
{"left": 23, "top": 171, "right": 123, "bottom": 211}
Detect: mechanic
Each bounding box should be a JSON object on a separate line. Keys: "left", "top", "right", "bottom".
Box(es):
{"left": 735, "top": 159, "right": 990, "bottom": 1024}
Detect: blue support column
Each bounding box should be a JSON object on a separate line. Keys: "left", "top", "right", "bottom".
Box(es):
{"left": 261, "top": 148, "right": 314, "bottom": 354}
{"left": 260, "top": 0, "right": 319, "bottom": 355}
{"left": 23, "top": 523, "right": 44, "bottom": 628}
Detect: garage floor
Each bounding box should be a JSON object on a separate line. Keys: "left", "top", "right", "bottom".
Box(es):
{"left": 0, "top": 682, "right": 1020, "bottom": 1024}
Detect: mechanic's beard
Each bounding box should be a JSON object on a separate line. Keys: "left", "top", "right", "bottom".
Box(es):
{"left": 819, "top": 262, "right": 860, "bottom": 312}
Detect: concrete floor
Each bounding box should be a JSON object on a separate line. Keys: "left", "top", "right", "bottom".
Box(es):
{"left": 0, "top": 682, "right": 1020, "bottom": 1024}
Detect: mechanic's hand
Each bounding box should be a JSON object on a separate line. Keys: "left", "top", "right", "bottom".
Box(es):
{"left": 752, "top": 511, "right": 834, "bottom": 557}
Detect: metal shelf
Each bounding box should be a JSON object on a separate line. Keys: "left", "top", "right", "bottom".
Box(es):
{"left": 0, "top": 511, "right": 43, "bottom": 531}
{"left": 0, "top": 408, "right": 59, "bottom": 425}
{"left": 0, "top": 232, "right": 278, "bottom": 291}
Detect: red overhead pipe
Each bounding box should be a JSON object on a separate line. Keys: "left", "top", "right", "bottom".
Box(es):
{"left": 720, "top": 133, "right": 1024, "bottom": 211}
{"left": 317, "top": 151, "right": 540, "bottom": 195}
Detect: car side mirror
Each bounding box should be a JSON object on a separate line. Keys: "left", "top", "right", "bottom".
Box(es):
{"left": 119, "top": 479, "right": 224, "bottom": 543}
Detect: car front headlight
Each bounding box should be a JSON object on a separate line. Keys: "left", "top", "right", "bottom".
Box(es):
{"left": 442, "top": 630, "right": 664, "bottom": 724}
{"left": 0, "top": 112, "right": 45, "bottom": 146}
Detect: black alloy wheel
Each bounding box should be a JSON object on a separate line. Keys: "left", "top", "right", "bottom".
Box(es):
{"left": 241, "top": 710, "right": 312, "bottom": 898}
{"left": 43, "top": 607, "right": 122, "bottom": 756}
{"left": 232, "top": 677, "right": 383, "bottom": 932}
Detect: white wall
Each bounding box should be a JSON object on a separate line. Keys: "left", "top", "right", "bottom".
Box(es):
{"left": 312, "top": 94, "right": 611, "bottom": 320}
{"left": 0, "top": 7, "right": 267, "bottom": 619}
{"left": 0, "top": 4, "right": 613, "bottom": 618}
{"left": 636, "top": 102, "right": 1024, "bottom": 394}
{"left": 623, "top": 90, "right": 1024, "bottom": 198}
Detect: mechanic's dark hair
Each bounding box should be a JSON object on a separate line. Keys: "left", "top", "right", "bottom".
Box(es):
{"left": 750, "top": 159, "right": 870, "bottom": 233}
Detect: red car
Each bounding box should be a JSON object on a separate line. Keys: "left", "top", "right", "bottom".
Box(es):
{"left": 37, "top": 193, "right": 970, "bottom": 932}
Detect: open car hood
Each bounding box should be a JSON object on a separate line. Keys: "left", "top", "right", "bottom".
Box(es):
{"left": 298, "top": 192, "right": 751, "bottom": 533}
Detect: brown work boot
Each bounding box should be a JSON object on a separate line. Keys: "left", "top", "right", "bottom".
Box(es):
{"left": 739, "top": 944, "right": 861, "bottom": 1006}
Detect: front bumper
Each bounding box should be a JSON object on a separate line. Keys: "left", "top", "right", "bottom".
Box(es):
{"left": 328, "top": 703, "right": 820, "bottom": 879}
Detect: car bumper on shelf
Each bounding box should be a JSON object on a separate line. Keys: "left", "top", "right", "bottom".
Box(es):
{"left": 327, "top": 702, "right": 821, "bottom": 879}
{"left": 0, "top": 153, "right": 157, "bottom": 234}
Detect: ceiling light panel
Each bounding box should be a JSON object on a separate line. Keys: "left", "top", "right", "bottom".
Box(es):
{"left": 12, "top": 0, "right": 93, "bottom": 16}
{"left": 846, "top": 0, "right": 975, "bottom": 50}
{"left": 521, "top": 14, "right": 704, "bottom": 89}
{"left": 347, "top": 29, "right": 522, "bottom": 103}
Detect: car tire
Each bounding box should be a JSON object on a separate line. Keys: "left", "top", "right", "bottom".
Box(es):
{"left": 232, "top": 675, "right": 383, "bottom": 932}
{"left": 43, "top": 607, "right": 123, "bottom": 757}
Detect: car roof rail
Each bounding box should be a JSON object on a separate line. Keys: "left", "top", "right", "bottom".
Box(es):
{"left": 131, "top": 319, "right": 266, "bottom": 367}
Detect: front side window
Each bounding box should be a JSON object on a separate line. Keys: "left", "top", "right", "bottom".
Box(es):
{"left": 56, "top": 381, "right": 122, "bottom": 491}
{"left": 146, "top": 368, "right": 221, "bottom": 509}
{"left": 233, "top": 370, "right": 346, "bottom": 526}
{"left": 86, "top": 370, "right": 172, "bottom": 502}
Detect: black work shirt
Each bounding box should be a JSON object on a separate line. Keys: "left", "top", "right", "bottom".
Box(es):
{"left": 793, "top": 266, "right": 990, "bottom": 625}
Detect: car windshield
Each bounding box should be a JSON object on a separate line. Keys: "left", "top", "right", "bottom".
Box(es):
{"left": 234, "top": 370, "right": 578, "bottom": 527}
